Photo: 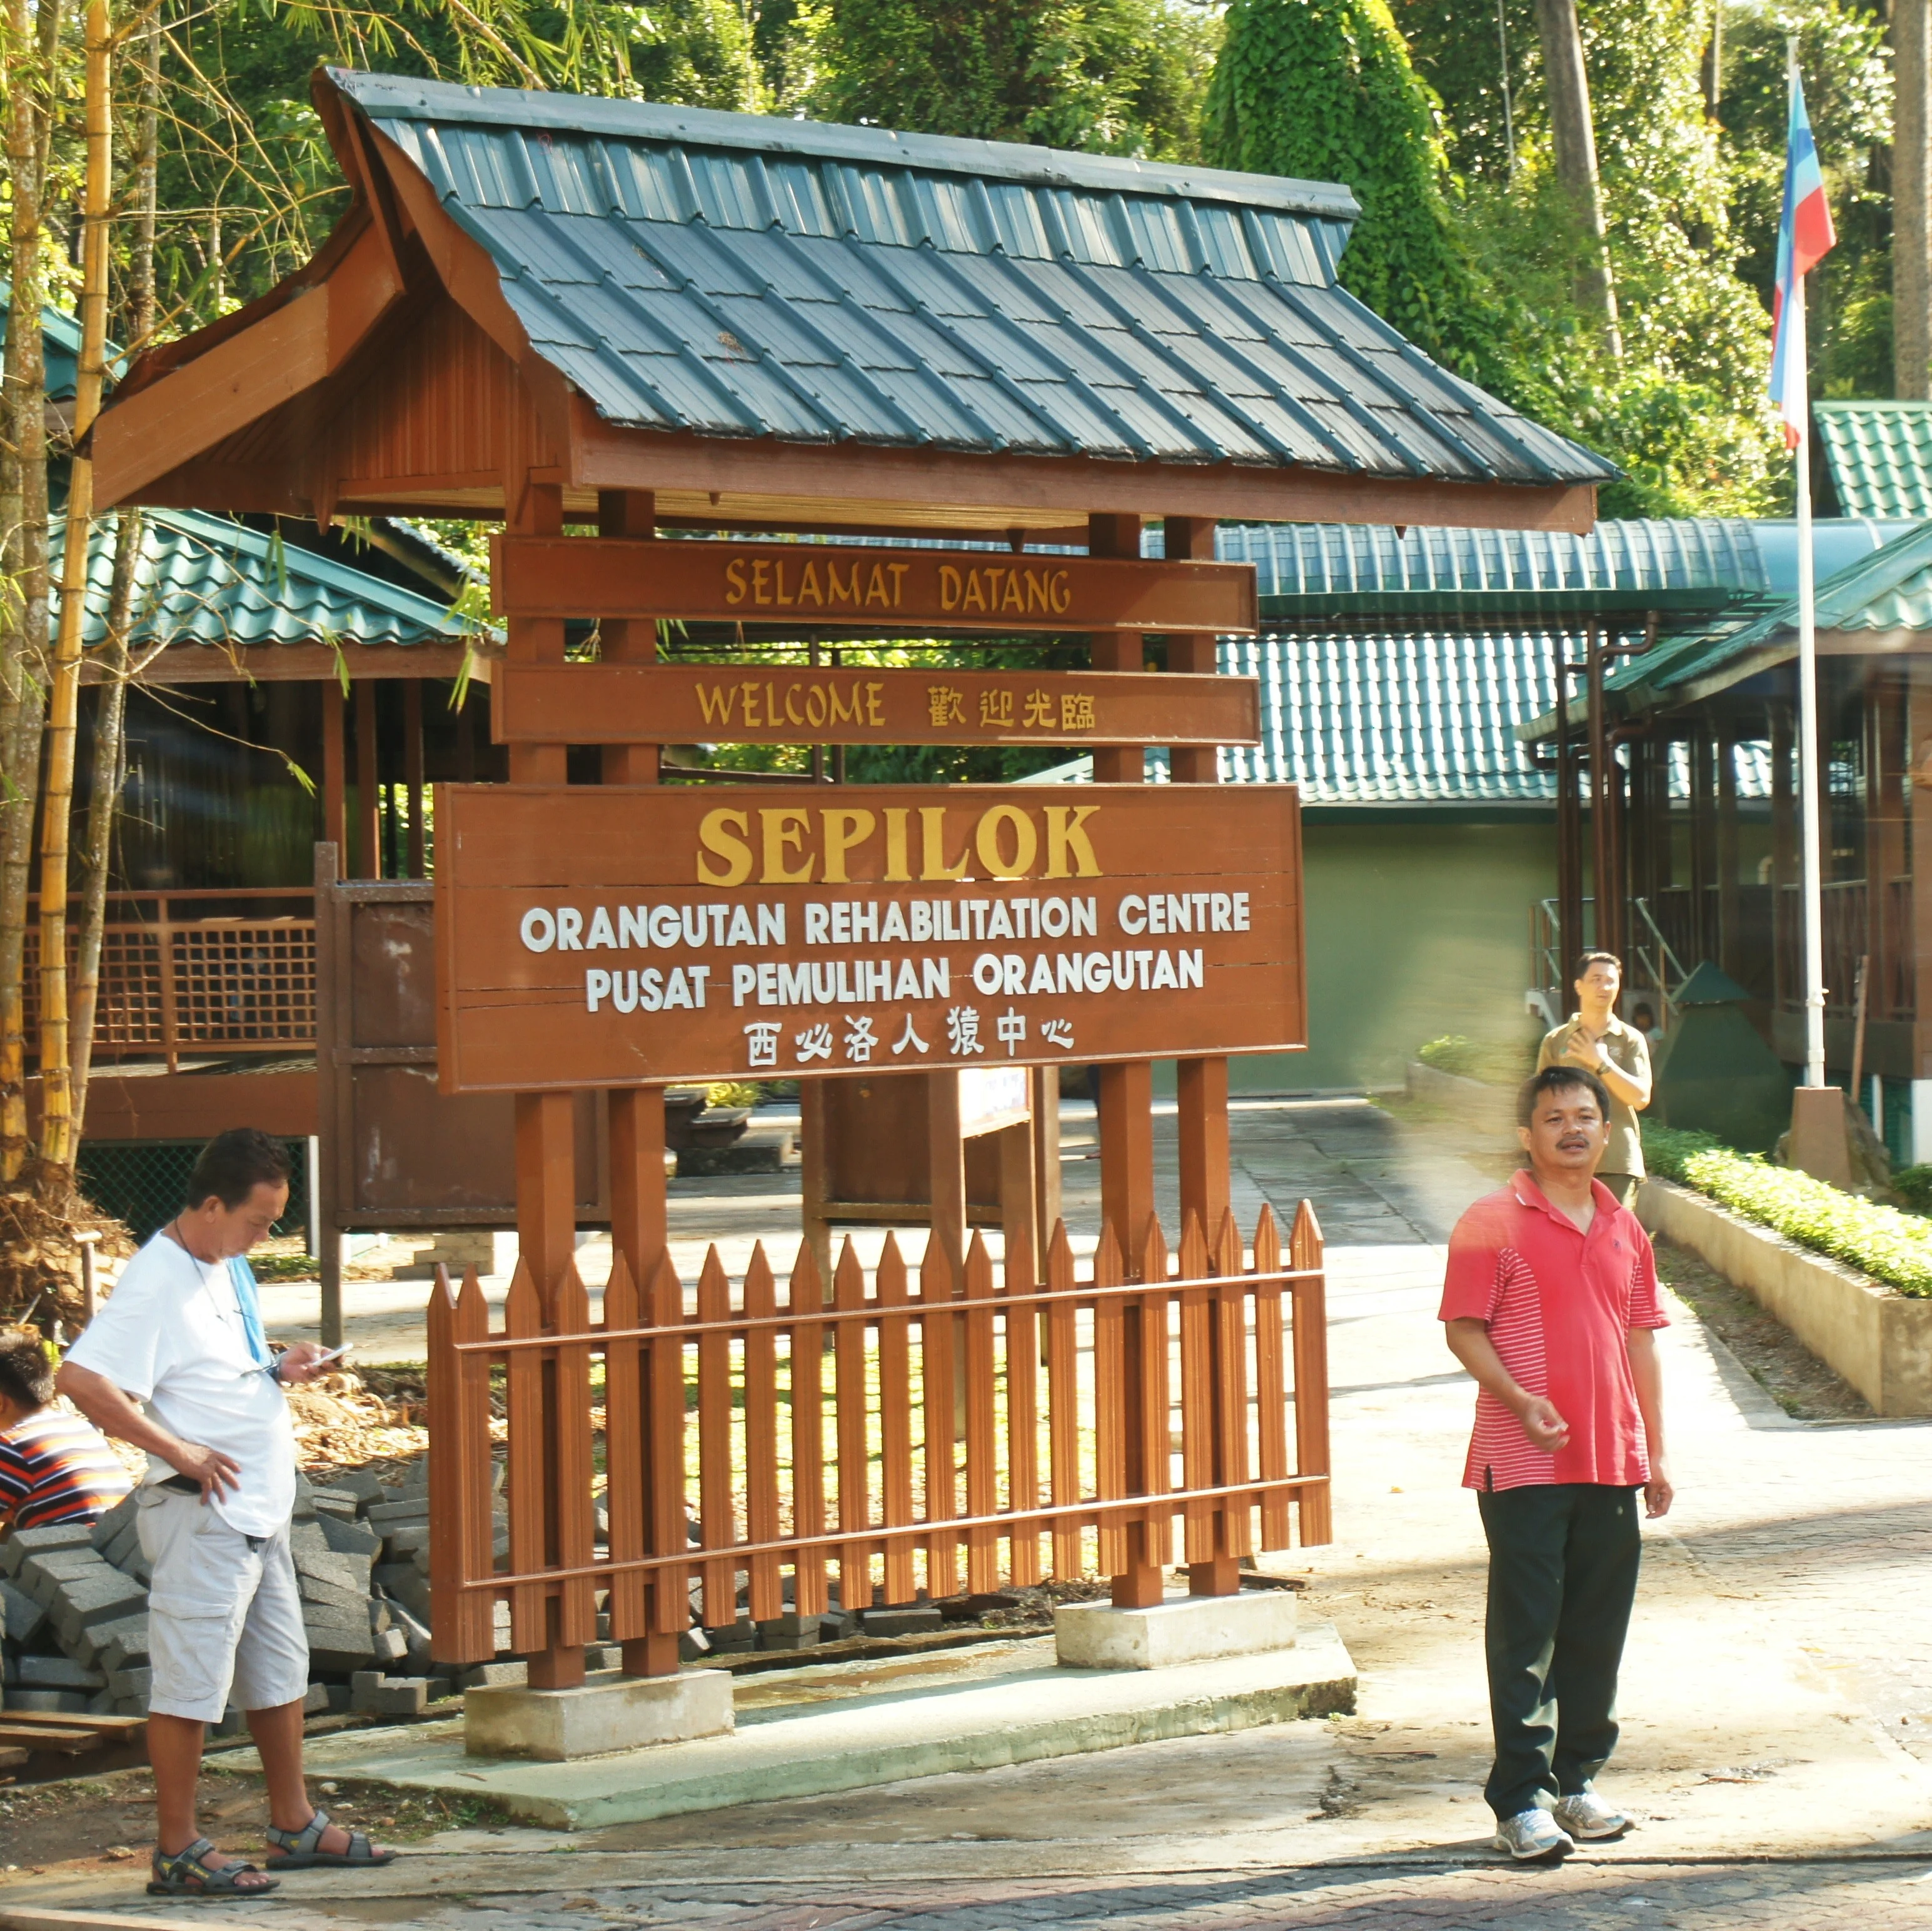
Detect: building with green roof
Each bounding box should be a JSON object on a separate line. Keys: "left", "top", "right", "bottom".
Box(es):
{"left": 1524, "top": 512, "right": 1932, "bottom": 1165}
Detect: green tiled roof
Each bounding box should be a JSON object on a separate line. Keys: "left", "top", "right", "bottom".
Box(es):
{"left": 0, "top": 284, "right": 126, "bottom": 401}
{"left": 1816, "top": 401, "right": 1932, "bottom": 520}
{"left": 53, "top": 508, "right": 475, "bottom": 654}
{"left": 331, "top": 69, "right": 1616, "bottom": 488}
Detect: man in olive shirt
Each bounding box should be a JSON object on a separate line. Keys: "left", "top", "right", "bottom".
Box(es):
{"left": 1537, "top": 952, "right": 1653, "bottom": 1205}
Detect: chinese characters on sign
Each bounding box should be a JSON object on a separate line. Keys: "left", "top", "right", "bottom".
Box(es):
{"left": 490, "top": 663, "right": 1259, "bottom": 750}
{"left": 434, "top": 785, "right": 1304, "bottom": 1093}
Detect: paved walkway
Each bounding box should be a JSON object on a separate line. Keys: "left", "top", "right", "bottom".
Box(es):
{"left": 19, "top": 1100, "right": 1932, "bottom": 1927}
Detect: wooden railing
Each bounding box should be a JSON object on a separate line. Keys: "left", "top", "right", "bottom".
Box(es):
{"left": 23, "top": 889, "right": 316, "bottom": 1069}
{"left": 426, "top": 1203, "right": 1330, "bottom": 1666}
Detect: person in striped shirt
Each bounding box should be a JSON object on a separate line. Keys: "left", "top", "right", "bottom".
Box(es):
{"left": 1441, "top": 1064, "right": 1671, "bottom": 1865}
{"left": 0, "top": 1329, "right": 133, "bottom": 1533}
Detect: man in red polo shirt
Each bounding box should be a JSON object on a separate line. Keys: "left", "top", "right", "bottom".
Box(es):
{"left": 1441, "top": 1062, "right": 1672, "bottom": 1862}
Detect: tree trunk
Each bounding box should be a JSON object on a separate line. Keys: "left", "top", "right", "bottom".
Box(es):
{"left": 0, "top": 0, "right": 64, "bottom": 1179}
{"left": 39, "top": 0, "right": 113, "bottom": 1174}
{"left": 1532, "top": 0, "right": 1624, "bottom": 357}
{"left": 1899, "top": 0, "right": 1931, "bottom": 398}
{"left": 73, "top": 11, "right": 156, "bottom": 1141}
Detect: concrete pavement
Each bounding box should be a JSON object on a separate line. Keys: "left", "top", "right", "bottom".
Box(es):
{"left": 15, "top": 1099, "right": 1932, "bottom": 1927}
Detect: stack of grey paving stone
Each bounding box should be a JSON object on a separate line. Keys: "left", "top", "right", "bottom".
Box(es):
{"left": 1, "top": 1456, "right": 518, "bottom": 1732}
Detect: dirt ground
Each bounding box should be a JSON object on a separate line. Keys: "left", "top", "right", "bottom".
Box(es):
{"left": 0, "top": 1760, "right": 502, "bottom": 1875}
{"left": 1651, "top": 1233, "right": 1873, "bottom": 1419}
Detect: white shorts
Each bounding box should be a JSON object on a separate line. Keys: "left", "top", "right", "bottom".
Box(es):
{"left": 136, "top": 1486, "right": 310, "bottom": 1723}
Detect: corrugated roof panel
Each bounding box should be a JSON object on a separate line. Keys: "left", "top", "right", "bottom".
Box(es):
{"left": 49, "top": 508, "right": 473, "bottom": 655}
{"left": 333, "top": 70, "right": 1617, "bottom": 487}
{"left": 1816, "top": 402, "right": 1932, "bottom": 520}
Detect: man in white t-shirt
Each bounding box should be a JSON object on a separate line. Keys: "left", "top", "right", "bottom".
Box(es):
{"left": 59, "top": 1129, "right": 394, "bottom": 1897}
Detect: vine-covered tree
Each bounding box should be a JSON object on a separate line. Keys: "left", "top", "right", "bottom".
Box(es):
{"left": 1201, "top": 0, "right": 1507, "bottom": 390}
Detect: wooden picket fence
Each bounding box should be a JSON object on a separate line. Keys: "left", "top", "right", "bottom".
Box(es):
{"left": 426, "top": 1203, "right": 1330, "bottom": 1667}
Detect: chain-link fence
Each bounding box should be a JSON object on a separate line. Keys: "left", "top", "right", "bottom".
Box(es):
{"left": 76, "top": 1138, "right": 311, "bottom": 1244}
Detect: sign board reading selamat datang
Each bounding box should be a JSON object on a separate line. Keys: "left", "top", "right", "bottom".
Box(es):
{"left": 491, "top": 537, "right": 1259, "bottom": 635}
{"left": 434, "top": 784, "right": 1304, "bottom": 1094}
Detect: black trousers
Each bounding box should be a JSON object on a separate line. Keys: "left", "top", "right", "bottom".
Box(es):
{"left": 1477, "top": 1483, "right": 1643, "bottom": 1820}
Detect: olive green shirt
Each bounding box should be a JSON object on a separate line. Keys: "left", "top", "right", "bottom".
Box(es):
{"left": 1535, "top": 1013, "right": 1651, "bottom": 1179}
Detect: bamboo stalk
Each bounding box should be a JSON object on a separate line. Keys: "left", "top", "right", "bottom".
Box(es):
{"left": 37, "top": 0, "right": 113, "bottom": 1171}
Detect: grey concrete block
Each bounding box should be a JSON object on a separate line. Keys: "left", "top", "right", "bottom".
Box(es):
{"left": 374, "top": 1562, "right": 431, "bottom": 1622}
{"left": 89, "top": 1493, "right": 139, "bottom": 1552}
{"left": 16, "top": 1654, "right": 104, "bottom": 1690}
{"left": 366, "top": 1498, "right": 430, "bottom": 1528}
{"left": 87, "top": 1687, "right": 117, "bottom": 1714}
{"left": 301, "top": 1583, "right": 372, "bottom": 1623}
{"left": 0, "top": 1520, "right": 94, "bottom": 1576}
{"left": 5, "top": 1687, "right": 88, "bottom": 1712}
{"left": 353, "top": 1675, "right": 429, "bottom": 1717}
{"left": 93, "top": 1615, "right": 152, "bottom": 1673}
{"left": 367, "top": 1598, "right": 392, "bottom": 1633}
{"left": 331, "top": 1470, "right": 386, "bottom": 1508}
{"left": 463, "top": 1660, "right": 527, "bottom": 1690}
{"left": 309, "top": 1486, "right": 360, "bottom": 1516}
{"left": 101, "top": 1520, "right": 143, "bottom": 1575}
{"left": 318, "top": 1511, "right": 381, "bottom": 1559}
{"left": 304, "top": 1623, "right": 378, "bottom": 1672}
{"left": 395, "top": 1461, "right": 430, "bottom": 1498}
{"left": 212, "top": 1706, "right": 249, "bottom": 1737}
{"left": 19, "top": 1547, "right": 109, "bottom": 1608}
{"left": 383, "top": 1523, "right": 431, "bottom": 1557}
{"left": 51, "top": 1566, "right": 149, "bottom": 1643}
{"left": 586, "top": 1644, "right": 622, "bottom": 1671}
{"left": 373, "top": 1626, "right": 408, "bottom": 1664}
{"left": 301, "top": 1681, "right": 329, "bottom": 1714}
{"left": 288, "top": 1520, "right": 331, "bottom": 1557}
{"left": 108, "top": 1665, "right": 152, "bottom": 1701}
{"left": 115, "top": 1694, "right": 149, "bottom": 1717}
{"left": 0, "top": 1576, "right": 47, "bottom": 1646}
{"left": 863, "top": 1606, "right": 943, "bottom": 1638}
{"left": 325, "top": 1684, "right": 351, "bottom": 1712}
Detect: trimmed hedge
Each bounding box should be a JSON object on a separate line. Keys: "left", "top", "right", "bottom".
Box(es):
{"left": 1641, "top": 1121, "right": 1932, "bottom": 1299}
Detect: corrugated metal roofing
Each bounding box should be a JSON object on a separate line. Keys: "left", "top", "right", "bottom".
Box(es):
{"left": 1603, "top": 518, "right": 1932, "bottom": 704}
{"left": 53, "top": 508, "right": 473, "bottom": 652}
{"left": 333, "top": 70, "right": 1618, "bottom": 489}
{"left": 1816, "top": 401, "right": 1932, "bottom": 520}
{"left": 1019, "top": 632, "right": 1774, "bottom": 807}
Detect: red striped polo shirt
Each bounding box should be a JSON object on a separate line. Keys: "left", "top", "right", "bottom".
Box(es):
{"left": 0, "top": 1405, "right": 132, "bottom": 1531}
{"left": 1439, "top": 1171, "right": 1667, "bottom": 1491}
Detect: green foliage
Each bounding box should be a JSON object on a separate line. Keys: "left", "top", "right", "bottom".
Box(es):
{"left": 1202, "top": 0, "right": 1506, "bottom": 387}
{"left": 813, "top": 0, "right": 1222, "bottom": 159}
{"left": 1391, "top": 0, "right": 1784, "bottom": 517}
{"left": 1639, "top": 1119, "right": 1728, "bottom": 1182}
{"left": 1416, "top": 1034, "right": 1531, "bottom": 1087}
{"left": 1653, "top": 1132, "right": 1932, "bottom": 1299}
{"left": 1717, "top": 1, "right": 1893, "bottom": 403}
{"left": 1893, "top": 1165, "right": 1932, "bottom": 1216}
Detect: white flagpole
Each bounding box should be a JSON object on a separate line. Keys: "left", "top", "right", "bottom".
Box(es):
{"left": 1791, "top": 48, "right": 1827, "bottom": 1088}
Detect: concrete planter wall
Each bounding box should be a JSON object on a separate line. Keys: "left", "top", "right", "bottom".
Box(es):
{"left": 1637, "top": 1178, "right": 1932, "bottom": 1417}
{"left": 1405, "top": 1060, "right": 1517, "bottom": 1135}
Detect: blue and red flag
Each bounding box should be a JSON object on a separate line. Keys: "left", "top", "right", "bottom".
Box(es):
{"left": 1768, "top": 69, "right": 1836, "bottom": 448}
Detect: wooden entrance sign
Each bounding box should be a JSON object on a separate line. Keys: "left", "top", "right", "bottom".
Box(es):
{"left": 492, "top": 537, "right": 1259, "bottom": 635}
{"left": 491, "top": 662, "right": 1260, "bottom": 749}
{"left": 433, "top": 782, "right": 1305, "bottom": 1094}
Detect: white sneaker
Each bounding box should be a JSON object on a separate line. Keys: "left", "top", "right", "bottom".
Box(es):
{"left": 1492, "top": 1808, "right": 1575, "bottom": 1861}
{"left": 1553, "top": 1788, "right": 1631, "bottom": 1840}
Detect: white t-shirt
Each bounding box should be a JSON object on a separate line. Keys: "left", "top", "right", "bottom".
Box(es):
{"left": 64, "top": 1230, "right": 296, "bottom": 1536}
